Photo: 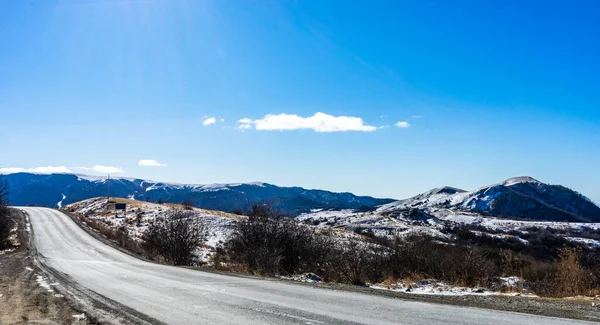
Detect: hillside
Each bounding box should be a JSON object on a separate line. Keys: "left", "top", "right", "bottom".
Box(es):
{"left": 0, "top": 173, "right": 394, "bottom": 215}
{"left": 378, "top": 176, "right": 600, "bottom": 222}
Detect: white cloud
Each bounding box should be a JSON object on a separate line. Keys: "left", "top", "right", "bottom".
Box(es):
{"left": 238, "top": 112, "right": 377, "bottom": 132}
{"left": 138, "top": 159, "right": 166, "bottom": 167}
{"left": 237, "top": 118, "right": 253, "bottom": 130}
{"left": 202, "top": 117, "right": 216, "bottom": 126}
{"left": 0, "top": 166, "right": 72, "bottom": 174}
{"left": 412, "top": 115, "right": 423, "bottom": 118}
{"left": 395, "top": 121, "right": 410, "bottom": 128}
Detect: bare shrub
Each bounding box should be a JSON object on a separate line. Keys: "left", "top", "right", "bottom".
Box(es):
{"left": 83, "top": 217, "right": 144, "bottom": 255}
{"left": 324, "top": 239, "right": 383, "bottom": 285}
{"left": 556, "top": 248, "right": 586, "bottom": 297}
{"left": 0, "top": 180, "right": 12, "bottom": 249}
{"left": 142, "top": 211, "right": 205, "bottom": 266}
{"left": 220, "top": 203, "right": 333, "bottom": 276}
{"left": 521, "top": 260, "right": 557, "bottom": 296}
{"left": 217, "top": 204, "right": 600, "bottom": 297}
{"left": 181, "top": 199, "right": 195, "bottom": 210}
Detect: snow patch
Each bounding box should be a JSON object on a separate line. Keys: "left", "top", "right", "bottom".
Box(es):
{"left": 35, "top": 274, "right": 54, "bottom": 293}
{"left": 371, "top": 279, "right": 537, "bottom": 297}
{"left": 57, "top": 193, "right": 66, "bottom": 208}
{"left": 72, "top": 314, "right": 86, "bottom": 320}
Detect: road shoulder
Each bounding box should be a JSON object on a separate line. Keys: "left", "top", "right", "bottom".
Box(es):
{"left": 0, "top": 209, "right": 97, "bottom": 324}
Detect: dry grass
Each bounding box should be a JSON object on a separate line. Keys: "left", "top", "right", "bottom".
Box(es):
{"left": 68, "top": 197, "right": 244, "bottom": 220}
{"left": 556, "top": 248, "right": 587, "bottom": 297}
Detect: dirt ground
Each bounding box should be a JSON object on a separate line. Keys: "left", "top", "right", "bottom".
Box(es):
{"left": 0, "top": 209, "right": 97, "bottom": 325}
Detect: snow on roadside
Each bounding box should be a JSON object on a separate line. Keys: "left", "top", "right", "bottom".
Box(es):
{"left": 35, "top": 274, "right": 56, "bottom": 293}
{"left": 370, "top": 279, "right": 537, "bottom": 297}
{"left": 0, "top": 248, "right": 15, "bottom": 255}
{"left": 72, "top": 313, "right": 86, "bottom": 320}
{"left": 1, "top": 224, "right": 21, "bottom": 254}
{"left": 25, "top": 214, "right": 31, "bottom": 232}
{"left": 280, "top": 273, "right": 322, "bottom": 283}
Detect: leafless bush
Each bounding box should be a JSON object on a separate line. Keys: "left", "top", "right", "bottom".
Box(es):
{"left": 0, "top": 180, "right": 12, "bottom": 249}
{"left": 142, "top": 211, "right": 205, "bottom": 266}
{"left": 216, "top": 203, "right": 600, "bottom": 296}
{"left": 219, "top": 203, "right": 334, "bottom": 276}
{"left": 84, "top": 217, "right": 144, "bottom": 255}
{"left": 323, "top": 239, "right": 384, "bottom": 285}
{"left": 556, "top": 248, "right": 587, "bottom": 297}
{"left": 182, "top": 199, "right": 195, "bottom": 210}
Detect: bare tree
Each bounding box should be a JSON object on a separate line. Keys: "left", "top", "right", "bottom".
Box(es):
{"left": 181, "top": 199, "right": 195, "bottom": 210}
{"left": 142, "top": 211, "right": 205, "bottom": 266}
{"left": 0, "top": 180, "right": 12, "bottom": 249}
{"left": 0, "top": 179, "right": 8, "bottom": 207}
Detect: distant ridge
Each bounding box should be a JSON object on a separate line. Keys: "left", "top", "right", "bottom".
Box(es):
{"left": 0, "top": 172, "right": 394, "bottom": 215}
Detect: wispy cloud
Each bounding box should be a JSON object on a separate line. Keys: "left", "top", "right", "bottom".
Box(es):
{"left": 395, "top": 121, "right": 410, "bottom": 128}
{"left": 75, "top": 165, "right": 124, "bottom": 174}
{"left": 0, "top": 166, "right": 71, "bottom": 174}
{"left": 202, "top": 117, "right": 216, "bottom": 126}
{"left": 92, "top": 165, "right": 123, "bottom": 174}
{"left": 0, "top": 165, "right": 124, "bottom": 175}
{"left": 139, "top": 159, "right": 166, "bottom": 167}
{"left": 237, "top": 118, "right": 253, "bottom": 130}
{"left": 237, "top": 112, "right": 377, "bottom": 132}
{"left": 412, "top": 115, "right": 423, "bottom": 118}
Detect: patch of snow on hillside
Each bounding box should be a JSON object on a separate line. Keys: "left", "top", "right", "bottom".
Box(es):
{"left": 66, "top": 197, "right": 241, "bottom": 265}
{"left": 198, "top": 184, "right": 232, "bottom": 192}
{"left": 57, "top": 193, "right": 66, "bottom": 208}
{"left": 296, "top": 209, "right": 359, "bottom": 222}
{"left": 502, "top": 176, "right": 540, "bottom": 186}
{"left": 229, "top": 181, "right": 266, "bottom": 188}
{"left": 470, "top": 231, "right": 529, "bottom": 244}
{"left": 566, "top": 237, "right": 600, "bottom": 248}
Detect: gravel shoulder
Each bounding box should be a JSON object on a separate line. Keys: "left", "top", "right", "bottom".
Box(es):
{"left": 63, "top": 208, "right": 600, "bottom": 323}
{"left": 0, "top": 209, "right": 96, "bottom": 325}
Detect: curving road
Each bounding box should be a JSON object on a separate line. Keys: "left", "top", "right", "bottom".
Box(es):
{"left": 23, "top": 207, "right": 594, "bottom": 325}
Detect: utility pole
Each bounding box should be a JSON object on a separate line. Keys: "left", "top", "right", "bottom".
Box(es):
{"left": 106, "top": 174, "right": 111, "bottom": 210}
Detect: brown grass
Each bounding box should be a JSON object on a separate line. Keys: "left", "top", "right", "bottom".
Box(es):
{"left": 556, "top": 248, "right": 587, "bottom": 297}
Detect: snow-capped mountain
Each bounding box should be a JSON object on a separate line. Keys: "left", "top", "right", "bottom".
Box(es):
{"left": 0, "top": 173, "right": 394, "bottom": 215}
{"left": 379, "top": 176, "right": 600, "bottom": 222}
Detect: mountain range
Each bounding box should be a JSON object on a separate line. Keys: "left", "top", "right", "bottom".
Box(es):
{"left": 0, "top": 173, "right": 394, "bottom": 215}
{"left": 1, "top": 173, "right": 598, "bottom": 222}
{"left": 378, "top": 176, "right": 600, "bottom": 222}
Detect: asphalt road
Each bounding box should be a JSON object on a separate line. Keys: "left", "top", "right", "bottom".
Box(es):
{"left": 23, "top": 207, "right": 595, "bottom": 325}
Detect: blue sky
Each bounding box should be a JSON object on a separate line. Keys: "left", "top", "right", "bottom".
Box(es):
{"left": 1, "top": 1, "right": 599, "bottom": 202}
